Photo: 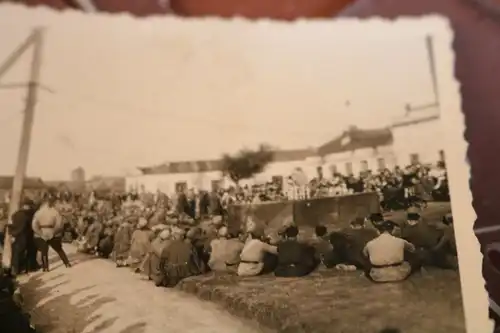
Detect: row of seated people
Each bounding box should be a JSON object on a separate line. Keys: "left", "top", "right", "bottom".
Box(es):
{"left": 77, "top": 208, "right": 456, "bottom": 286}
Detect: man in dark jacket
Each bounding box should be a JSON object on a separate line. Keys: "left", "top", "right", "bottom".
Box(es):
{"left": 8, "top": 199, "right": 37, "bottom": 276}
{"left": 274, "top": 226, "right": 316, "bottom": 277}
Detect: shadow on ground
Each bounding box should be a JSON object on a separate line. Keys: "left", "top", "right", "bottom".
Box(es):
{"left": 20, "top": 251, "right": 147, "bottom": 333}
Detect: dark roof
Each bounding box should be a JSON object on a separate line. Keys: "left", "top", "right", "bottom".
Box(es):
{"left": 138, "top": 127, "right": 392, "bottom": 175}
{"left": 0, "top": 176, "right": 46, "bottom": 190}
{"left": 272, "top": 148, "right": 316, "bottom": 162}
{"left": 139, "top": 160, "right": 223, "bottom": 175}
{"left": 317, "top": 126, "right": 393, "bottom": 157}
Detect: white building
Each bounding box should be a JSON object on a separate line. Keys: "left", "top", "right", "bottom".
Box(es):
{"left": 126, "top": 114, "right": 445, "bottom": 195}
{"left": 317, "top": 126, "right": 396, "bottom": 176}
{"left": 390, "top": 106, "right": 444, "bottom": 166}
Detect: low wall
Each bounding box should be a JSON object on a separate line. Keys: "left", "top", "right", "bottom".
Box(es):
{"left": 227, "top": 192, "right": 380, "bottom": 236}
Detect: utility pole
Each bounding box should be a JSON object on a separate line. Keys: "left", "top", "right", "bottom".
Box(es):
{"left": 1, "top": 28, "right": 45, "bottom": 269}
{"left": 405, "top": 35, "right": 439, "bottom": 114}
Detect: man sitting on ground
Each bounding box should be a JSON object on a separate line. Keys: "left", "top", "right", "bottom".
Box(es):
{"left": 363, "top": 220, "right": 416, "bottom": 283}
{"left": 207, "top": 226, "right": 244, "bottom": 273}
{"left": 274, "top": 225, "right": 316, "bottom": 277}
{"left": 237, "top": 229, "right": 277, "bottom": 277}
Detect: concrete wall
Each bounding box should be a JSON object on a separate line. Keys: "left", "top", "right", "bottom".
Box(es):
{"left": 227, "top": 192, "right": 380, "bottom": 237}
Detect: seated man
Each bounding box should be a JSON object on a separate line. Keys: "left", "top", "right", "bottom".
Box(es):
{"left": 275, "top": 226, "right": 316, "bottom": 277}
{"left": 310, "top": 225, "right": 336, "bottom": 268}
{"left": 208, "top": 226, "right": 244, "bottom": 273}
{"left": 363, "top": 220, "right": 416, "bottom": 283}
{"left": 237, "top": 230, "right": 278, "bottom": 277}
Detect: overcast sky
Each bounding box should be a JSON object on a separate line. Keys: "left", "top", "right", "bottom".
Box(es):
{"left": 0, "top": 5, "right": 445, "bottom": 180}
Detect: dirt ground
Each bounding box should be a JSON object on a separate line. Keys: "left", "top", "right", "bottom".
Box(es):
{"left": 18, "top": 248, "right": 269, "bottom": 333}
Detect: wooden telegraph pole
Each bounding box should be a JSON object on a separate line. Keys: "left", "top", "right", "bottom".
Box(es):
{"left": 1, "top": 28, "right": 45, "bottom": 269}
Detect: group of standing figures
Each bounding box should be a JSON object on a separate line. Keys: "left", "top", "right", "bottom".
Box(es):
{"left": 1, "top": 196, "right": 72, "bottom": 276}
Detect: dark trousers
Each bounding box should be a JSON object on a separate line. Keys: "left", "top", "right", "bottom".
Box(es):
{"left": 11, "top": 237, "right": 26, "bottom": 276}
{"left": 34, "top": 237, "right": 70, "bottom": 271}
{"left": 25, "top": 237, "right": 39, "bottom": 272}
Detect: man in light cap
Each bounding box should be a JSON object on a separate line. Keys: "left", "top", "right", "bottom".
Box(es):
{"left": 144, "top": 228, "right": 172, "bottom": 285}
{"left": 363, "top": 220, "right": 416, "bottom": 283}
{"left": 208, "top": 226, "right": 244, "bottom": 273}
{"left": 159, "top": 227, "right": 204, "bottom": 287}
{"left": 128, "top": 217, "right": 153, "bottom": 272}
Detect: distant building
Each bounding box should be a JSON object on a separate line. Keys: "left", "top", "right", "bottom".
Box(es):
{"left": 70, "top": 167, "right": 86, "bottom": 183}
{"left": 0, "top": 176, "right": 46, "bottom": 203}
{"left": 125, "top": 126, "right": 400, "bottom": 195}
{"left": 317, "top": 126, "right": 395, "bottom": 176}
{"left": 390, "top": 106, "right": 443, "bottom": 166}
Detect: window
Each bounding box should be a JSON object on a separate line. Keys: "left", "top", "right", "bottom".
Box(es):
{"left": 438, "top": 150, "right": 445, "bottom": 162}
{"left": 360, "top": 160, "right": 369, "bottom": 172}
{"left": 316, "top": 166, "right": 323, "bottom": 178}
{"left": 211, "top": 180, "right": 221, "bottom": 192}
{"left": 345, "top": 162, "right": 353, "bottom": 175}
{"left": 175, "top": 182, "right": 187, "bottom": 193}
{"left": 377, "top": 158, "right": 386, "bottom": 170}
{"left": 410, "top": 153, "right": 420, "bottom": 165}
{"left": 329, "top": 164, "right": 337, "bottom": 176}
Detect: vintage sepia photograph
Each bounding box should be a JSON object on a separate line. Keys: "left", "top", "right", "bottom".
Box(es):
{"left": 0, "top": 5, "right": 472, "bottom": 333}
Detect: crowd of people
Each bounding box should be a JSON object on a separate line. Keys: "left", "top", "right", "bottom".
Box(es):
{"left": 213, "top": 161, "right": 449, "bottom": 210}
{"left": 0, "top": 161, "right": 453, "bottom": 283}
{"left": 0, "top": 162, "right": 455, "bottom": 332}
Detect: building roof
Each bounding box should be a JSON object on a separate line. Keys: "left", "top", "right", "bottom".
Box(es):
{"left": 139, "top": 160, "right": 223, "bottom": 175}
{"left": 272, "top": 148, "right": 316, "bottom": 162}
{"left": 139, "top": 147, "right": 317, "bottom": 176}
{"left": 138, "top": 127, "right": 393, "bottom": 175}
{"left": 317, "top": 126, "right": 393, "bottom": 157}
{"left": 0, "top": 176, "right": 46, "bottom": 190}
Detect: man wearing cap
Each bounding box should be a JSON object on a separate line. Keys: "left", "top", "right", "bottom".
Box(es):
{"left": 237, "top": 229, "right": 278, "bottom": 277}
{"left": 32, "top": 196, "right": 71, "bottom": 271}
{"left": 113, "top": 217, "right": 135, "bottom": 267}
{"left": 363, "top": 220, "right": 416, "bottom": 283}
{"left": 400, "top": 207, "right": 445, "bottom": 269}
{"left": 431, "top": 213, "right": 458, "bottom": 269}
{"left": 128, "top": 217, "right": 153, "bottom": 271}
{"left": 159, "top": 228, "right": 204, "bottom": 287}
{"left": 85, "top": 216, "right": 103, "bottom": 255}
{"left": 208, "top": 226, "right": 244, "bottom": 273}
{"left": 8, "top": 199, "right": 36, "bottom": 275}
{"left": 145, "top": 228, "right": 172, "bottom": 286}
{"left": 274, "top": 226, "right": 316, "bottom": 277}
{"left": 310, "top": 225, "right": 336, "bottom": 268}
{"left": 185, "top": 226, "right": 208, "bottom": 273}
{"left": 340, "top": 217, "right": 379, "bottom": 268}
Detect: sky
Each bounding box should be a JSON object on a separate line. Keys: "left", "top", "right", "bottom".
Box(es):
{"left": 0, "top": 5, "right": 443, "bottom": 180}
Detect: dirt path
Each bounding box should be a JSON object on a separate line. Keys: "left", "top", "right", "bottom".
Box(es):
{"left": 18, "top": 245, "right": 268, "bottom": 333}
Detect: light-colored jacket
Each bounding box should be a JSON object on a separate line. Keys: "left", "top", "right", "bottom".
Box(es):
{"left": 32, "top": 204, "right": 64, "bottom": 240}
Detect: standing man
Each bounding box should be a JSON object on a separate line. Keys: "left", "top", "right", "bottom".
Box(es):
{"left": 32, "top": 196, "right": 71, "bottom": 272}
{"left": 8, "top": 199, "right": 37, "bottom": 275}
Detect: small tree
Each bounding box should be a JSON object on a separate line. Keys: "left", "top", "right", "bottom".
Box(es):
{"left": 221, "top": 144, "right": 274, "bottom": 184}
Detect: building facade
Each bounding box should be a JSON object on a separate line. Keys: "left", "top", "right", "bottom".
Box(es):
{"left": 70, "top": 167, "right": 86, "bottom": 183}
{"left": 390, "top": 107, "right": 444, "bottom": 166}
